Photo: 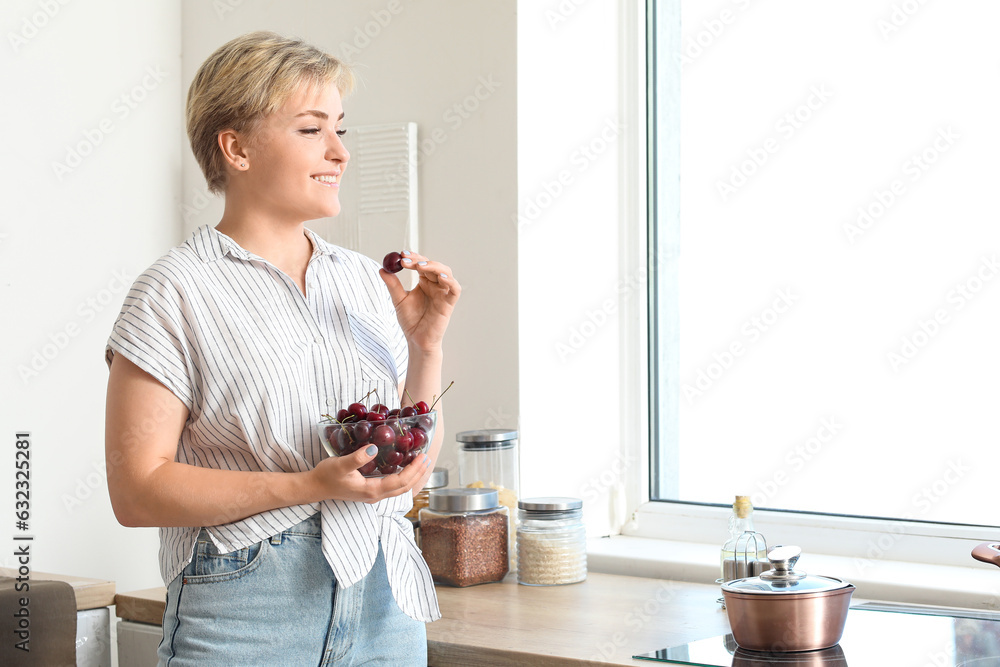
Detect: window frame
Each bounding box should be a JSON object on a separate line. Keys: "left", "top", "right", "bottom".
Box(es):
{"left": 627, "top": 0, "right": 1000, "bottom": 571}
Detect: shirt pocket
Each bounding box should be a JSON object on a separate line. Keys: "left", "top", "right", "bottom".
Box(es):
{"left": 346, "top": 309, "right": 402, "bottom": 386}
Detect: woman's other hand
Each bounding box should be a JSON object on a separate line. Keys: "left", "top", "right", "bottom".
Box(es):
{"left": 379, "top": 251, "right": 461, "bottom": 353}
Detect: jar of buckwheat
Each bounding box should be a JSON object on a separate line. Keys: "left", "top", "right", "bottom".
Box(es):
{"left": 419, "top": 488, "right": 509, "bottom": 587}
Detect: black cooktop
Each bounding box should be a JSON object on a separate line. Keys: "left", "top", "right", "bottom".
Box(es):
{"left": 633, "top": 604, "right": 1000, "bottom": 666}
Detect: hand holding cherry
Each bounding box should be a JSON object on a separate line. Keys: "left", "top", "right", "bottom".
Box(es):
{"left": 379, "top": 250, "right": 461, "bottom": 353}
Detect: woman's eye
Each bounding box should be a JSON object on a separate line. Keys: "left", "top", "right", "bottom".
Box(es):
{"left": 336, "top": 129, "right": 347, "bottom": 137}
{"left": 301, "top": 128, "right": 320, "bottom": 135}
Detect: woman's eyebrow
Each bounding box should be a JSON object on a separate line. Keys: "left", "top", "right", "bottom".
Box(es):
{"left": 294, "top": 110, "right": 346, "bottom": 120}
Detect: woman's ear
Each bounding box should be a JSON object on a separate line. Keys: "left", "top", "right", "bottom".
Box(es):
{"left": 218, "top": 130, "right": 249, "bottom": 170}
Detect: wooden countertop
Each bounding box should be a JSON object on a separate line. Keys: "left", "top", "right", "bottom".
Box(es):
{"left": 427, "top": 573, "right": 730, "bottom": 666}
{"left": 115, "top": 572, "right": 731, "bottom": 665}
{"left": 0, "top": 568, "right": 116, "bottom": 611}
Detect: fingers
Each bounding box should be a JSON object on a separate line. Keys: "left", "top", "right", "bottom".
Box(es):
{"left": 362, "top": 453, "right": 432, "bottom": 502}
{"left": 395, "top": 251, "right": 461, "bottom": 300}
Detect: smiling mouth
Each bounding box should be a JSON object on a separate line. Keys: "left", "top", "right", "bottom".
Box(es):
{"left": 311, "top": 175, "right": 339, "bottom": 187}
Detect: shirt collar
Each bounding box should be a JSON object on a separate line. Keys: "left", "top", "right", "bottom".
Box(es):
{"left": 191, "top": 224, "right": 345, "bottom": 263}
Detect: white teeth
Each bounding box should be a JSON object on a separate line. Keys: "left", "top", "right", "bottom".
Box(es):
{"left": 311, "top": 175, "right": 337, "bottom": 184}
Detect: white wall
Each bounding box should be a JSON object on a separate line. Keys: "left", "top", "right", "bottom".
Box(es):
{"left": 516, "top": 1, "right": 633, "bottom": 536}
{"left": 0, "top": 1, "right": 181, "bottom": 593}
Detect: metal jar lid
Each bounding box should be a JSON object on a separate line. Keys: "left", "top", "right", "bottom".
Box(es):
{"left": 721, "top": 546, "right": 852, "bottom": 595}
{"left": 426, "top": 467, "right": 449, "bottom": 489}
{"left": 456, "top": 429, "right": 518, "bottom": 450}
{"left": 428, "top": 488, "right": 500, "bottom": 512}
{"left": 519, "top": 497, "right": 583, "bottom": 520}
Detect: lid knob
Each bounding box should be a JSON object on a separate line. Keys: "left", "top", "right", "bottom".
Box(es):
{"left": 760, "top": 545, "right": 806, "bottom": 582}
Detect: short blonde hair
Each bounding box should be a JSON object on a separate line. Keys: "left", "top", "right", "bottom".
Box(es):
{"left": 186, "top": 31, "right": 355, "bottom": 194}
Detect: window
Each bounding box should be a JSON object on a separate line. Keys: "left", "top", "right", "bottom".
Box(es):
{"left": 648, "top": 0, "right": 1000, "bottom": 529}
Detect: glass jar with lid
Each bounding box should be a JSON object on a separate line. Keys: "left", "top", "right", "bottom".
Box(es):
{"left": 405, "top": 467, "right": 448, "bottom": 547}
{"left": 457, "top": 429, "right": 519, "bottom": 569}
{"left": 419, "top": 488, "right": 509, "bottom": 587}
{"left": 516, "top": 497, "right": 587, "bottom": 586}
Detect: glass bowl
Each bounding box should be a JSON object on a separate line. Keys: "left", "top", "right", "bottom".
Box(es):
{"left": 319, "top": 411, "right": 437, "bottom": 478}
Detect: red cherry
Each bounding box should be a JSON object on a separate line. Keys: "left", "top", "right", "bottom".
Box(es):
{"left": 334, "top": 428, "right": 353, "bottom": 455}
{"left": 402, "top": 450, "right": 418, "bottom": 465}
{"left": 366, "top": 411, "right": 386, "bottom": 422}
{"left": 371, "top": 403, "right": 390, "bottom": 415}
{"left": 378, "top": 464, "right": 399, "bottom": 475}
{"left": 372, "top": 424, "right": 395, "bottom": 447}
{"left": 417, "top": 414, "right": 434, "bottom": 431}
{"left": 352, "top": 421, "right": 372, "bottom": 442}
{"left": 414, "top": 401, "right": 430, "bottom": 415}
{"left": 383, "top": 449, "right": 404, "bottom": 467}
{"left": 400, "top": 406, "right": 418, "bottom": 418}
{"left": 382, "top": 251, "right": 403, "bottom": 273}
{"left": 387, "top": 408, "right": 401, "bottom": 417}
{"left": 336, "top": 408, "right": 350, "bottom": 422}
{"left": 395, "top": 431, "right": 414, "bottom": 452}
{"left": 348, "top": 403, "right": 368, "bottom": 420}
{"left": 410, "top": 428, "right": 428, "bottom": 451}
{"left": 358, "top": 460, "right": 378, "bottom": 476}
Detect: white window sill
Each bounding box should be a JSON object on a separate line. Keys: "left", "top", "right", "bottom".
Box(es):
{"left": 587, "top": 534, "right": 1000, "bottom": 612}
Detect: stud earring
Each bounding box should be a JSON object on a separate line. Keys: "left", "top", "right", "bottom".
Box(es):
{"left": 241, "top": 163, "right": 246, "bottom": 168}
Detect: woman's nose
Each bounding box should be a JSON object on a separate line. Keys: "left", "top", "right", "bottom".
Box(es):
{"left": 328, "top": 134, "right": 350, "bottom": 163}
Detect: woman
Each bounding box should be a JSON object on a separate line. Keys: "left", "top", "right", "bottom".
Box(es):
{"left": 104, "top": 31, "right": 459, "bottom": 665}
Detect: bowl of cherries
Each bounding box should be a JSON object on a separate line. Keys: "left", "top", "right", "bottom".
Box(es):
{"left": 319, "top": 396, "right": 441, "bottom": 478}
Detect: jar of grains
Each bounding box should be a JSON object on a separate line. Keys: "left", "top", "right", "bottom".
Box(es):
{"left": 456, "top": 429, "right": 519, "bottom": 569}
{"left": 419, "top": 488, "right": 509, "bottom": 587}
{"left": 405, "top": 467, "right": 448, "bottom": 547}
{"left": 516, "top": 497, "right": 587, "bottom": 586}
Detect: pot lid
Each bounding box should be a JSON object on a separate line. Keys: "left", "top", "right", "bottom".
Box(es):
{"left": 721, "top": 545, "right": 852, "bottom": 595}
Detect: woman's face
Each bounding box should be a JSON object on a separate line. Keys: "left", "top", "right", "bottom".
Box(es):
{"left": 241, "top": 80, "right": 349, "bottom": 222}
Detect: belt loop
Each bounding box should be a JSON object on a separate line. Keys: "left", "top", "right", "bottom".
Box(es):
{"left": 270, "top": 533, "right": 282, "bottom": 545}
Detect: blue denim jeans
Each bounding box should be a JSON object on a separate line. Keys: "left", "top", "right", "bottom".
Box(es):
{"left": 157, "top": 514, "right": 427, "bottom": 666}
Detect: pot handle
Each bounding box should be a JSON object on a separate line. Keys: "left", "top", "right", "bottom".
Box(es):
{"left": 972, "top": 542, "right": 1000, "bottom": 568}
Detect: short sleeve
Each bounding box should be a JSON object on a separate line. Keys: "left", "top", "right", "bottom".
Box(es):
{"left": 105, "top": 266, "right": 196, "bottom": 412}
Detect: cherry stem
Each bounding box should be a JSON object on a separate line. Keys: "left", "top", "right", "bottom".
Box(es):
{"left": 427, "top": 381, "right": 455, "bottom": 412}
{"left": 404, "top": 389, "right": 416, "bottom": 407}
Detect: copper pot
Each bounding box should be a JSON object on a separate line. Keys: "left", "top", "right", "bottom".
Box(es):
{"left": 722, "top": 546, "right": 855, "bottom": 653}
{"left": 972, "top": 542, "right": 1000, "bottom": 568}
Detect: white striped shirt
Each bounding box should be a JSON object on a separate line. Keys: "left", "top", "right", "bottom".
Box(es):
{"left": 105, "top": 224, "right": 440, "bottom": 622}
